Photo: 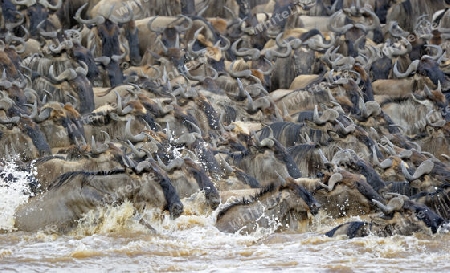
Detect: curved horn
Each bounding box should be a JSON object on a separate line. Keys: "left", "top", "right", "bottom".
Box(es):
{"left": 11, "top": 0, "right": 36, "bottom": 7}
{"left": 218, "top": 35, "right": 230, "bottom": 51}
{"left": 0, "top": 116, "right": 19, "bottom": 124}
{"left": 174, "top": 15, "right": 192, "bottom": 33}
{"left": 110, "top": 4, "right": 134, "bottom": 24}
{"left": 372, "top": 197, "right": 404, "bottom": 215}
{"left": 424, "top": 84, "right": 434, "bottom": 98}
{"left": 188, "top": 27, "right": 208, "bottom": 58}
{"left": 6, "top": 35, "right": 26, "bottom": 55}
{"left": 259, "top": 138, "right": 275, "bottom": 147}
{"left": 76, "top": 61, "right": 89, "bottom": 76}
{"left": 91, "top": 135, "right": 109, "bottom": 155}
{"left": 318, "top": 148, "right": 329, "bottom": 164}
{"left": 0, "top": 94, "right": 14, "bottom": 110}
{"left": 264, "top": 41, "right": 292, "bottom": 60}
{"left": 148, "top": 16, "right": 165, "bottom": 33}
{"left": 332, "top": 56, "right": 355, "bottom": 70}
{"left": 0, "top": 79, "right": 12, "bottom": 89}
{"left": 379, "top": 158, "right": 393, "bottom": 169}
{"left": 5, "top": 11, "right": 24, "bottom": 30}
{"left": 235, "top": 78, "right": 248, "bottom": 100}
{"left": 413, "top": 159, "right": 435, "bottom": 180}
{"left": 125, "top": 117, "right": 147, "bottom": 143}
{"left": 399, "top": 149, "right": 413, "bottom": 159}
{"left": 327, "top": 10, "right": 354, "bottom": 33}
{"left": 424, "top": 44, "right": 443, "bottom": 61}
{"left": 370, "top": 144, "right": 381, "bottom": 166}
{"left": 255, "top": 58, "right": 274, "bottom": 75}
{"left": 41, "top": 0, "right": 62, "bottom": 10}
{"left": 34, "top": 107, "right": 52, "bottom": 122}
{"left": 36, "top": 20, "right": 58, "bottom": 38}
{"left": 360, "top": 7, "right": 380, "bottom": 31}
{"left": 436, "top": 80, "right": 442, "bottom": 94}
{"left": 155, "top": 35, "right": 168, "bottom": 54}
{"left": 393, "top": 60, "right": 419, "bottom": 78}
{"left": 305, "top": 33, "right": 336, "bottom": 51}
{"left": 336, "top": 120, "right": 355, "bottom": 135}
{"left": 313, "top": 105, "right": 339, "bottom": 125}
{"left": 184, "top": 65, "right": 217, "bottom": 82}
{"left": 324, "top": 172, "right": 343, "bottom": 191}
{"left": 111, "top": 46, "right": 128, "bottom": 63}
{"left": 22, "top": 101, "right": 38, "bottom": 119}
{"left": 94, "top": 56, "right": 111, "bottom": 66}
{"left": 400, "top": 161, "right": 414, "bottom": 181}
{"left": 74, "top": 3, "right": 105, "bottom": 25}
{"left": 231, "top": 38, "right": 261, "bottom": 60}
{"left": 384, "top": 37, "right": 412, "bottom": 57}
{"left": 126, "top": 140, "right": 147, "bottom": 158}
{"left": 158, "top": 156, "right": 184, "bottom": 172}
{"left": 228, "top": 61, "right": 262, "bottom": 84}
{"left": 48, "top": 40, "right": 65, "bottom": 54}
{"left": 426, "top": 110, "right": 446, "bottom": 127}
{"left": 49, "top": 65, "right": 77, "bottom": 82}
{"left": 388, "top": 21, "right": 409, "bottom": 38}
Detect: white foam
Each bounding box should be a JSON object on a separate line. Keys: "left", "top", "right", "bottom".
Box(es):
{"left": 0, "top": 160, "right": 35, "bottom": 231}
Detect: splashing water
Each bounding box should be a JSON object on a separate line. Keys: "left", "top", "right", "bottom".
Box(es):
{"left": 0, "top": 159, "right": 36, "bottom": 232}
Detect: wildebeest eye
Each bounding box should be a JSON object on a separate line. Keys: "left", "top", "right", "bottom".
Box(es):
{"left": 316, "top": 171, "right": 324, "bottom": 179}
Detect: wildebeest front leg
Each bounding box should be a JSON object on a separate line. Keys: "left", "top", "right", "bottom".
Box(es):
{"left": 158, "top": 177, "right": 184, "bottom": 219}
{"left": 325, "top": 221, "right": 371, "bottom": 238}
{"left": 320, "top": 173, "right": 343, "bottom": 191}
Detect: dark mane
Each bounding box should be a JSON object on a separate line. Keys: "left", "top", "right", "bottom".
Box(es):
{"left": 216, "top": 183, "right": 276, "bottom": 221}
{"left": 259, "top": 122, "right": 305, "bottom": 147}
{"left": 47, "top": 169, "right": 126, "bottom": 191}
{"left": 380, "top": 96, "right": 414, "bottom": 107}
{"left": 411, "top": 183, "right": 450, "bottom": 220}
{"left": 31, "top": 155, "right": 66, "bottom": 165}
{"left": 287, "top": 143, "right": 323, "bottom": 177}
{"left": 234, "top": 168, "right": 261, "bottom": 188}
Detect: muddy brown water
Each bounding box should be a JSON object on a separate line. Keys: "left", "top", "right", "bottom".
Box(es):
{"left": 1, "top": 163, "right": 449, "bottom": 272}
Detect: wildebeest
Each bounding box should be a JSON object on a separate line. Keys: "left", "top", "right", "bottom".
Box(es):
{"left": 215, "top": 180, "right": 320, "bottom": 234}
{"left": 386, "top": 0, "right": 445, "bottom": 33}
{"left": 14, "top": 169, "right": 183, "bottom": 232}
{"left": 49, "top": 62, "right": 95, "bottom": 115}
{"left": 2, "top": 0, "right": 450, "bottom": 240}
{"left": 325, "top": 195, "right": 447, "bottom": 237}
{"left": 75, "top": 3, "right": 131, "bottom": 58}
{"left": 12, "top": 0, "right": 62, "bottom": 38}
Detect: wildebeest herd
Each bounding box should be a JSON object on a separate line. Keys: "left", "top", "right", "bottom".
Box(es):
{"left": 1, "top": 0, "right": 450, "bottom": 238}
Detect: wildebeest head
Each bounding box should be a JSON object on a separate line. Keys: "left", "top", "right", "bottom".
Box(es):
{"left": 0, "top": 42, "right": 20, "bottom": 80}
{"left": 12, "top": 0, "right": 62, "bottom": 38}
{"left": 148, "top": 15, "right": 193, "bottom": 73}
{"left": 372, "top": 195, "right": 446, "bottom": 235}
{"left": 75, "top": 3, "right": 133, "bottom": 57}
{"left": 215, "top": 180, "right": 320, "bottom": 234}
{"left": 49, "top": 62, "right": 95, "bottom": 114}
{"left": 284, "top": 177, "right": 321, "bottom": 216}
{"left": 2, "top": 1, "right": 21, "bottom": 33}
{"left": 328, "top": 6, "right": 380, "bottom": 56}
{"left": 64, "top": 29, "right": 99, "bottom": 83}
{"left": 18, "top": 116, "right": 51, "bottom": 156}
{"left": 393, "top": 48, "right": 450, "bottom": 90}
{"left": 95, "top": 54, "right": 125, "bottom": 88}
{"left": 122, "top": 19, "right": 140, "bottom": 66}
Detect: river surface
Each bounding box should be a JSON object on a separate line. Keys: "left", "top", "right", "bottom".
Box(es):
{"left": 1, "top": 162, "right": 449, "bottom": 273}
